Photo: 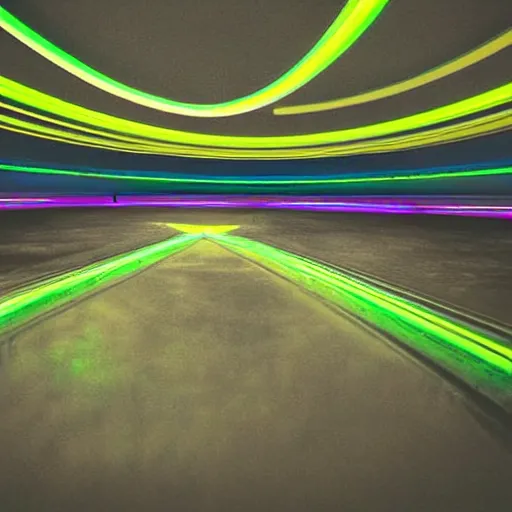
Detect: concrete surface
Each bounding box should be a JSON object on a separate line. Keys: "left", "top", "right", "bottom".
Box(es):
{"left": 0, "top": 239, "right": 511, "bottom": 511}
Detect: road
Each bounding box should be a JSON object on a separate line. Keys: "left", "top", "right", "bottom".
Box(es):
{"left": 0, "top": 208, "right": 511, "bottom": 511}
{"left": 1, "top": 208, "right": 511, "bottom": 323}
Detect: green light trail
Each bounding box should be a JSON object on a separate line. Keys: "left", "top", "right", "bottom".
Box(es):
{"left": 1, "top": 162, "right": 510, "bottom": 188}
{"left": 212, "top": 234, "right": 512, "bottom": 406}
{"left": 1, "top": 76, "right": 510, "bottom": 151}
{"left": 1, "top": 227, "right": 510, "bottom": 409}
{"left": 0, "top": 1, "right": 390, "bottom": 117}
{"left": 0, "top": 234, "right": 200, "bottom": 336}
{"left": 274, "top": 30, "right": 512, "bottom": 115}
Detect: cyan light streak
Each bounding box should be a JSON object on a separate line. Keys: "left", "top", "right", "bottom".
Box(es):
{"left": 1, "top": 158, "right": 510, "bottom": 218}
{"left": 1, "top": 162, "right": 510, "bottom": 187}
{"left": 0, "top": 1, "right": 390, "bottom": 117}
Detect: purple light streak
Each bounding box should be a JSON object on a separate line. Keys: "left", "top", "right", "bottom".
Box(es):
{"left": 0, "top": 195, "right": 510, "bottom": 219}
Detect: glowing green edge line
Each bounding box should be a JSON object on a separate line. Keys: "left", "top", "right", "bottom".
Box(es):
{"left": 1, "top": 163, "right": 510, "bottom": 186}
{"left": 1, "top": 76, "right": 510, "bottom": 149}
{"left": 0, "top": 234, "right": 201, "bottom": 336}
{"left": 0, "top": 1, "right": 389, "bottom": 117}
{"left": 211, "top": 235, "right": 512, "bottom": 395}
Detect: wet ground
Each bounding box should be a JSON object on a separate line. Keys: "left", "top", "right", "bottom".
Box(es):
{"left": 0, "top": 208, "right": 511, "bottom": 511}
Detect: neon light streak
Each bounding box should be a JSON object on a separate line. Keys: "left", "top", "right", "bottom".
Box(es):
{"left": 0, "top": 197, "right": 48, "bottom": 202}
{"left": 0, "top": 77, "right": 509, "bottom": 158}
{"left": 0, "top": 120, "right": 168, "bottom": 156}
{"left": 212, "top": 235, "right": 512, "bottom": 407}
{"left": 266, "top": 201, "right": 512, "bottom": 219}
{"left": 122, "top": 199, "right": 512, "bottom": 219}
{"left": 0, "top": 1, "right": 390, "bottom": 117}
{"left": 165, "top": 223, "right": 240, "bottom": 235}
{"left": 0, "top": 100, "right": 178, "bottom": 149}
{"left": 0, "top": 195, "right": 510, "bottom": 219}
{"left": 0, "top": 112, "right": 174, "bottom": 153}
{"left": 0, "top": 197, "right": 117, "bottom": 210}
{"left": 1, "top": 162, "right": 510, "bottom": 187}
{"left": 0, "top": 108, "right": 509, "bottom": 159}
{"left": 1, "top": 93, "right": 510, "bottom": 157}
{"left": 274, "top": 30, "right": 512, "bottom": 115}
{"left": 0, "top": 234, "right": 201, "bottom": 335}
{"left": 1, "top": 77, "right": 510, "bottom": 150}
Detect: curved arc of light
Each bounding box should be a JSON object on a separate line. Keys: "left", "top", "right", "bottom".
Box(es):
{"left": 0, "top": 122, "right": 169, "bottom": 155}
{"left": 1, "top": 76, "right": 511, "bottom": 149}
{"left": 0, "top": 1, "right": 389, "bottom": 118}
{"left": 3, "top": 98, "right": 510, "bottom": 158}
{"left": 0, "top": 100, "right": 170, "bottom": 147}
{"left": 274, "top": 30, "right": 512, "bottom": 115}
{"left": 0, "top": 108, "right": 509, "bottom": 159}
{"left": 1, "top": 162, "right": 510, "bottom": 187}
{"left": 0, "top": 101, "right": 224, "bottom": 156}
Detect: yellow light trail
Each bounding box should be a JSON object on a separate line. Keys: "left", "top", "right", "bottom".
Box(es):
{"left": 0, "top": 1, "right": 389, "bottom": 117}
{"left": 274, "top": 30, "right": 512, "bottom": 115}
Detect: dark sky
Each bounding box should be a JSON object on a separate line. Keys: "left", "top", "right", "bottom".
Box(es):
{"left": 0, "top": 0, "right": 511, "bottom": 171}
